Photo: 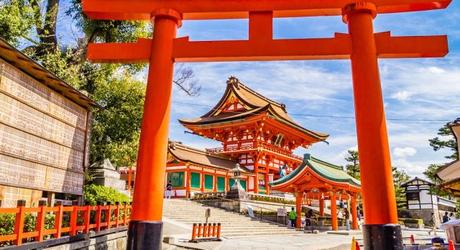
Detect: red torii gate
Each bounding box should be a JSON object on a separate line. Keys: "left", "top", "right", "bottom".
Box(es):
{"left": 83, "top": 1, "right": 450, "bottom": 249}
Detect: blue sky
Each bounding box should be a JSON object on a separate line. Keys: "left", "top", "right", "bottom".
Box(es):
{"left": 57, "top": 2, "right": 460, "bottom": 177}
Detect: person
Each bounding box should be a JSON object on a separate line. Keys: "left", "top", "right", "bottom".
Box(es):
{"left": 343, "top": 208, "right": 350, "bottom": 231}
{"left": 305, "top": 209, "right": 314, "bottom": 227}
{"left": 449, "top": 212, "right": 456, "bottom": 221}
{"left": 443, "top": 211, "right": 449, "bottom": 223}
{"left": 288, "top": 207, "right": 297, "bottom": 228}
{"left": 166, "top": 181, "right": 173, "bottom": 199}
{"left": 429, "top": 212, "right": 438, "bottom": 236}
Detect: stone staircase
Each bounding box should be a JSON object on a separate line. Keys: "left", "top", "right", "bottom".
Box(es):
{"left": 163, "top": 199, "right": 304, "bottom": 238}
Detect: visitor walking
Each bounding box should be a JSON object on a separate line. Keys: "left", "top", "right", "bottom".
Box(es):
{"left": 165, "top": 181, "right": 173, "bottom": 199}
{"left": 343, "top": 208, "right": 350, "bottom": 231}
{"left": 288, "top": 207, "right": 297, "bottom": 228}
{"left": 429, "top": 212, "right": 438, "bottom": 236}
{"left": 443, "top": 211, "right": 449, "bottom": 223}
{"left": 305, "top": 209, "right": 314, "bottom": 228}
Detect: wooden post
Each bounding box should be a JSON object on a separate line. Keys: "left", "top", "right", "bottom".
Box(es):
{"left": 106, "top": 202, "right": 112, "bottom": 228}
{"left": 351, "top": 194, "right": 359, "bottom": 230}
{"left": 295, "top": 192, "right": 302, "bottom": 229}
{"left": 343, "top": 2, "right": 402, "bottom": 247}
{"left": 217, "top": 223, "right": 221, "bottom": 239}
{"left": 95, "top": 202, "right": 102, "bottom": 232}
{"left": 115, "top": 202, "right": 120, "bottom": 227}
{"left": 70, "top": 204, "right": 79, "bottom": 236}
{"left": 319, "top": 197, "right": 324, "bottom": 216}
{"left": 14, "top": 200, "right": 26, "bottom": 246}
{"left": 84, "top": 205, "right": 91, "bottom": 233}
{"left": 35, "top": 200, "right": 46, "bottom": 241}
{"left": 191, "top": 223, "right": 197, "bottom": 241}
{"left": 331, "top": 191, "right": 338, "bottom": 231}
{"left": 54, "top": 201, "right": 64, "bottom": 239}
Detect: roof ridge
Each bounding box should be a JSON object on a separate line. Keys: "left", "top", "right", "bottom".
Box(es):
{"left": 228, "top": 76, "right": 287, "bottom": 111}
{"left": 169, "top": 141, "right": 233, "bottom": 161}
{"left": 308, "top": 154, "right": 344, "bottom": 170}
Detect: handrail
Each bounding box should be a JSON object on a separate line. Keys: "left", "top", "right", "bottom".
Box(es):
{"left": 0, "top": 200, "right": 132, "bottom": 247}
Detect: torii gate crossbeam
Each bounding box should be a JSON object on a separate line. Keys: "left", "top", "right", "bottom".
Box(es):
{"left": 83, "top": 1, "right": 451, "bottom": 249}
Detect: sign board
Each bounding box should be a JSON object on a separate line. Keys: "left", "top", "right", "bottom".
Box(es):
{"left": 247, "top": 205, "right": 254, "bottom": 218}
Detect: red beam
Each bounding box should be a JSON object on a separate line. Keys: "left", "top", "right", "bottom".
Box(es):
{"left": 87, "top": 33, "right": 448, "bottom": 63}
{"left": 173, "top": 36, "right": 352, "bottom": 62}
{"left": 375, "top": 32, "right": 448, "bottom": 58}
{"left": 82, "top": 0, "right": 451, "bottom": 20}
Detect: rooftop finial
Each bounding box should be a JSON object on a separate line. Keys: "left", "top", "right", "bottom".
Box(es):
{"left": 227, "top": 76, "right": 239, "bottom": 87}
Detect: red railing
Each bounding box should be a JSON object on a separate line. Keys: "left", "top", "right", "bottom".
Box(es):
{"left": 0, "top": 200, "right": 131, "bottom": 246}
{"left": 206, "top": 142, "right": 303, "bottom": 161}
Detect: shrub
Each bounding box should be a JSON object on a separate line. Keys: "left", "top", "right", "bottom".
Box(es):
{"left": 84, "top": 184, "right": 130, "bottom": 205}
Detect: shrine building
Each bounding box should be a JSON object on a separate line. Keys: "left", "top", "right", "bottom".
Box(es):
{"left": 165, "top": 76, "right": 340, "bottom": 197}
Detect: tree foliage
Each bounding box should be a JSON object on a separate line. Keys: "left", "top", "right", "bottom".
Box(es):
{"left": 83, "top": 184, "right": 130, "bottom": 205}
{"left": 424, "top": 122, "right": 457, "bottom": 196}
{"left": 0, "top": 0, "right": 200, "bottom": 167}
{"left": 344, "top": 149, "right": 360, "bottom": 179}
{"left": 343, "top": 150, "right": 411, "bottom": 209}
{"left": 392, "top": 167, "right": 410, "bottom": 209}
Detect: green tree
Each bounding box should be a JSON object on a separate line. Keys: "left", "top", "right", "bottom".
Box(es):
{"left": 392, "top": 167, "right": 410, "bottom": 209}
{"left": 424, "top": 122, "right": 457, "bottom": 196}
{"left": 344, "top": 149, "right": 360, "bottom": 179}
{"left": 0, "top": 0, "right": 199, "bottom": 167}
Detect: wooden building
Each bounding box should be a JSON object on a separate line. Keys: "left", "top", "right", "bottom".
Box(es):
{"left": 176, "top": 76, "right": 328, "bottom": 194}
{"left": 166, "top": 142, "right": 254, "bottom": 197}
{"left": 437, "top": 118, "right": 460, "bottom": 196}
{"left": 0, "top": 39, "right": 97, "bottom": 207}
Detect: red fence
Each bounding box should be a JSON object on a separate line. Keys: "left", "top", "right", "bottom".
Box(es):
{"left": 0, "top": 200, "right": 131, "bottom": 246}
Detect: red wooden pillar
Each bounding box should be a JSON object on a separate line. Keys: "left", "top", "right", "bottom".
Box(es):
{"left": 343, "top": 2, "right": 401, "bottom": 248}
{"left": 319, "top": 197, "right": 324, "bottom": 217}
{"left": 295, "top": 191, "right": 302, "bottom": 229}
{"left": 331, "top": 191, "right": 338, "bottom": 231}
{"left": 186, "top": 168, "right": 191, "bottom": 197}
{"left": 128, "top": 9, "right": 181, "bottom": 250}
{"left": 200, "top": 170, "right": 205, "bottom": 192}
{"left": 254, "top": 157, "right": 259, "bottom": 194}
{"left": 351, "top": 194, "right": 359, "bottom": 230}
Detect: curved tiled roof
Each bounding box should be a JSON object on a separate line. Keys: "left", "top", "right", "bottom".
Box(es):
{"left": 270, "top": 153, "right": 360, "bottom": 189}
{"left": 179, "top": 76, "right": 328, "bottom": 141}
{"left": 168, "top": 141, "right": 250, "bottom": 172}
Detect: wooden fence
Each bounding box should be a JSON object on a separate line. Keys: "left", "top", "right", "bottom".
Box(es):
{"left": 0, "top": 200, "right": 131, "bottom": 246}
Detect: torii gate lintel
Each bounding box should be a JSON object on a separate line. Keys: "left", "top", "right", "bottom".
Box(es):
{"left": 83, "top": 1, "right": 451, "bottom": 249}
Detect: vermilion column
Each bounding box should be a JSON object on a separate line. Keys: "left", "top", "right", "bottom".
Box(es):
{"left": 319, "top": 197, "right": 324, "bottom": 216}
{"left": 351, "top": 194, "right": 359, "bottom": 230}
{"left": 127, "top": 9, "right": 181, "bottom": 250}
{"left": 343, "top": 2, "right": 402, "bottom": 249}
{"left": 331, "top": 191, "right": 338, "bottom": 231}
{"left": 295, "top": 192, "right": 303, "bottom": 229}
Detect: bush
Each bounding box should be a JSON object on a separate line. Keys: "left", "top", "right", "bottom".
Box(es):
{"left": 84, "top": 184, "right": 130, "bottom": 205}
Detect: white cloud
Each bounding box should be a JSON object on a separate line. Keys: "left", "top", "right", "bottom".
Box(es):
{"left": 393, "top": 147, "right": 417, "bottom": 158}
{"left": 391, "top": 91, "right": 412, "bottom": 101}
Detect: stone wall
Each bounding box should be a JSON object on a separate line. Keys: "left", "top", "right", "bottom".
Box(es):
{"left": 44, "top": 231, "right": 127, "bottom": 250}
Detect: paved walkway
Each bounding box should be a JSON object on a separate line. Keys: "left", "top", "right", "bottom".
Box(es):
{"left": 162, "top": 221, "right": 447, "bottom": 250}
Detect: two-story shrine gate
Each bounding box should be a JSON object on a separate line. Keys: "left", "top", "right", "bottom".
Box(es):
{"left": 82, "top": 0, "right": 451, "bottom": 249}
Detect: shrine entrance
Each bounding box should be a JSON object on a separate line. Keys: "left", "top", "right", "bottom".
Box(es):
{"left": 83, "top": 1, "right": 451, "bottom": 249}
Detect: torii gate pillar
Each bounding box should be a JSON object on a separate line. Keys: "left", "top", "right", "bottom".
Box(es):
{"left": 127, "top": 9, "right": 181, "bottom": 250}
{"left": 344, "top": 3, "right": 401, "bottom": 249}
